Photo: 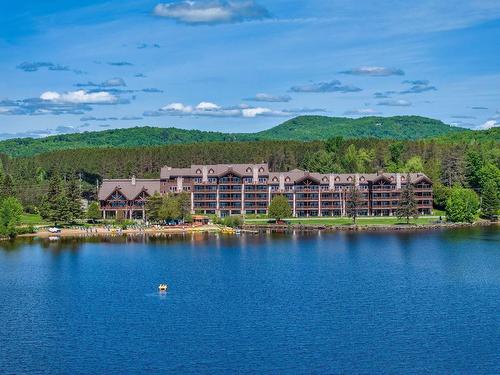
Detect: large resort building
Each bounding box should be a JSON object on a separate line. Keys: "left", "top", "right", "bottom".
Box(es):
{"left": 98, "top": 163, "right": 433, "bottom": 219}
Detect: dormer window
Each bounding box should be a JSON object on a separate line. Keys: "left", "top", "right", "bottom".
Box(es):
{"left": 322, "top": 177, "right": 328, "bottom": 182}
{"left": 196, "top": 169, "right": 202, "bottom": 174}
{"left": 272, "top": 177, "right": 278, "bottom": 182}
{"left": 335, "top": 176, "right": 340, "bottom": 182}
{"left": 285, "top": 177, "right": 290, "bottom": 182}
{"left": 347, "top": 176, "right": 352, "bottom": 182}
{"left": 259, "top": 167, "right": 264, "bottom": 173}
{"left": 246, "top": 167, "right": 252, "bottom": 173}
{"left": 360, "top": 176, "right": 365, "bottom": 182}
{"left": 208, "top": 169, "right": 215, "bottom": 174}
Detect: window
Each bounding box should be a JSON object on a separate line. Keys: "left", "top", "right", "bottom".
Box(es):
{"left": 208, "top": 169, "right": 215, "bottom": 174}
{"left": 196, "top": 169, "right": 202, "bottom": 174}
{"left": 246, "top": 167, "right": 252, "bottom": 173}
{"left": 259, "top": 167, "right": 264, "bottom": 172}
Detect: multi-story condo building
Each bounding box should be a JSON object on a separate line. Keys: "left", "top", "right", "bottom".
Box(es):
{"left": 98, "top": 163, "right": 433, "bottom": 219}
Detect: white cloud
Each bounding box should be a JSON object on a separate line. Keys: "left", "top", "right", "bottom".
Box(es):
{"left": 477, "top": 120, "right": 499, "bottom": 130}
{"left": 242, "top": 107, "right": 272, "bottom": 117}
{"left": 40, "top": 90, "right": 118, "bottom": 104}
{"left": 153, "top": 1, "right": 270, "bottom": 24}
{"left": 145, "top": 101, "right": 289, "bottom": 118}
{"left": 195, "top": 101, "right": 221, "bottom": 110}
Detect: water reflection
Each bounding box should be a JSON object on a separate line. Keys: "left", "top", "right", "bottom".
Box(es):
{"left": 0, "top": 226, "right": 497, "bottom": 255}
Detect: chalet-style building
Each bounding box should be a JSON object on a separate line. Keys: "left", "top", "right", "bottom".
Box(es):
{"left": 98, "top": 163, "right": 433, "bottom": 219}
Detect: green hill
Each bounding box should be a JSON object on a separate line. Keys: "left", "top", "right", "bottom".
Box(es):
{"left": 0, "top": 115, "right": 477, "bottom": 157}
{"left": 253, "top": 115, "right": 466, "bottom": 140}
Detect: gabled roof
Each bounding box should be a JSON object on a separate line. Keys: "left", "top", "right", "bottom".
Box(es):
{"left": 98, "top": 179, "right": 160, "bottom": 200}
{"left": 161, "top": 163, "right": 268, "bottom": 179}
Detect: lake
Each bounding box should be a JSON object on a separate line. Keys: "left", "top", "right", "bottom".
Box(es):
{"left": 0, "top": 227, "right": 499, "bottom": 374}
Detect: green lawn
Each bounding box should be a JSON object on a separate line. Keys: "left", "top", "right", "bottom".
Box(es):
{"left": 245, "top": 216, "right": 439, "bottom": 226}
{"left": 20, "top": 213, "right": 49, "bottom": 226}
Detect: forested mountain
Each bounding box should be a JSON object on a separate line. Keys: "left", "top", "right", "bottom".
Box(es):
{"left": 253, "top": 115, "right": 465, "bottom": 141}
{"left": 0, "top": 115, "right": 471, "bottom": 157}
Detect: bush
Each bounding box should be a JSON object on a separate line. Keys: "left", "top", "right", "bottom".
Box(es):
{"left": 16, "top": 225, "right": 36, "bottom": 235}
{"left": 446, "top": 187, "right": 479, "bottom": 223}
{"left": 222, "top": 216, "right": 243, "bottom": 228}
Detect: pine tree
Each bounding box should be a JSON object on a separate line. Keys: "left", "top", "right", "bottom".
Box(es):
{"left": 397, "top": 173, "right": 419, "bottom": 224}
{"left": 0, "top": 174, "right": 15, "bottom": 200}
{"left": 481, "top": 180, "right": 499, "bottom": 219}
{"left": 66, "top": 178, "right": 83, "bottom": 222}
{"left": 86, "top": 202, "right": 102, "bottom": 223}
{"left": 346, "top": 179, "right": 362, "bottom": 224}
{"left": 42, "top": 173, "right": 72, "bottom": 225}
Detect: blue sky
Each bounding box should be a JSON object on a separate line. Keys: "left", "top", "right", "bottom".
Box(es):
{"left": 0, "top": 0, "right": 499, "bottom": 139}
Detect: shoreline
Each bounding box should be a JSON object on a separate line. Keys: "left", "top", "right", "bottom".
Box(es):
{"left": 15, "top": 221, "right": 498, "bottom": 239}
{"left": 243, "top": 220, "right": 497, "bottom": 233}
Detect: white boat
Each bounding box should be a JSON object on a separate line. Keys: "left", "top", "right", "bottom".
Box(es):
{"left": 48, "top": 227, "right": 61, "bottom": 233}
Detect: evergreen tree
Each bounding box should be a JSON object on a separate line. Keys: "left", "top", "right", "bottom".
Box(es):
{"left": 346, "top": 179, "right": 362, "bottom": 224}
{"left": 86, "top": 202, "right": 102, "bottom": 223}
{"left": 145, "top": 192, "right": 163, "bottom": 222}
{"left": 387, "top": 142, "right": 405, "bottom": 171}
{"left": 42, "top": 173, "right": 72, "bottom": 225}
{"left": 465, "top": 150, "right": 484, "bottom": 190}
{"left": 481, "top": 180, "right": 499, "bottom": 219}
{"left": 397, "top": 173, "right": 419, "bottom": 224}
{"left": 446, "top": 187, "right": 479, "bottom": 223}
{"left": 268, "top": 195, "right": 292, "bottom": 220}
{"left": 66, "top": 178, "right": 83, "bottom": 222}
{"left": 441, "top": 152, "right": 465, "bottom": 187}
{"left": 0, "top": 174, "right": 15, "bottom": 200}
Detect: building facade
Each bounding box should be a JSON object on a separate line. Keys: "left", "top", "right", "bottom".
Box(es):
{"left": 98, "top": 163, "right": 433, "bottom": 219}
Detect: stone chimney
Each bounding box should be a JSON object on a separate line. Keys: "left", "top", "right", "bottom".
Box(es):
{"left": 131, "top": 175, "right": 136, "bottom": 186}
{"left": 202, "top": 166, "right": 208, "bottom": 183}
{"left": 329, "top": 174, "right": 335, "bottom": 190}
{"left": 253, "top": 166, "right": 259, "bottom": 183}
{"left": 396, "top": 173, "right": 401, "bottom": 189}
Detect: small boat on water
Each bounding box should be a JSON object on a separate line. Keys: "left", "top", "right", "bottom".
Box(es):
{"left": 158, "top": 284, "right": 168, "bottom": 292}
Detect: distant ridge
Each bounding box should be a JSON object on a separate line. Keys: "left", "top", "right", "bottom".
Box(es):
{"left": 0, "top": 115, "right": 481, "bottom": 157}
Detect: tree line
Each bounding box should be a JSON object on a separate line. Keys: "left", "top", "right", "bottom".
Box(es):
{"left": 0, "top": 134, "right": 497, "bottom": 226}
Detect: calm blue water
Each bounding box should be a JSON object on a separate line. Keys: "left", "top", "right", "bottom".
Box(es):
{"left": 0, "top": 228, "right": 499, "bottom": 374}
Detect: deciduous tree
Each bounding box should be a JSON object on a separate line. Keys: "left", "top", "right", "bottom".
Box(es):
{"left": 268, "top": 195, "right": 292, "bottom": 220}
{"left": 446, "top": 187, "right": 479, "bottom": 223}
